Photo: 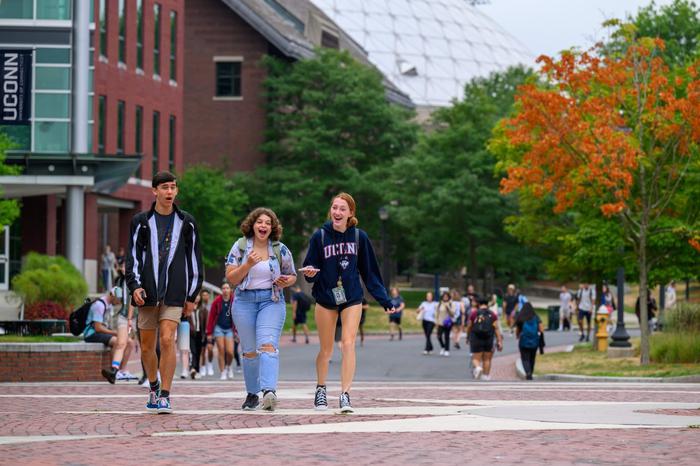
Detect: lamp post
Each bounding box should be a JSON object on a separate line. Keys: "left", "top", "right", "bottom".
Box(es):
{"left": 610, "top": 249, "right": 631, "bottom": 348}
{"left": 378, "top": 206, "right": 390, "bottom": 288}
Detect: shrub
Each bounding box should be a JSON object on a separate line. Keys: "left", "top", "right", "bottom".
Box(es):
{"left": 650, "top": 332, "right": 700, "bottom": 364}
{"left": 23, "top": 301, "right": 69, "bottom": 321}
{"left": 11, "top": 253, "right": 88, "bottom": 311}
{"left": 663, "top": 303, "right": 700, "bottom": 333}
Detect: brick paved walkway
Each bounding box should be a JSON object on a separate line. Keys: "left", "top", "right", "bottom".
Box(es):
{"left": 1, "top": 379, "right": 699, "bottom": 465}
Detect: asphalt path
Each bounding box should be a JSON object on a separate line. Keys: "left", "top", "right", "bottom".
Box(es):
{"left": 278, "top": 327, "right": 617, "bottom": 382}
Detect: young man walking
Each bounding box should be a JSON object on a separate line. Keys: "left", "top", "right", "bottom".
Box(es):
{"left": 126, "top": 171, "right": 203, "bottom": 414}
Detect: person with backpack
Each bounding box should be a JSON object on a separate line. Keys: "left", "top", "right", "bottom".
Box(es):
{"left": 225, "top": 208, "right": 297, "bottom": 411}
{"left": 515, "top": 302, "right": 544, "bottom": 380}
{"left": 206, "top": 282, "right": 236, "bottom": 380}
{"left": 81, "top": 287, "right": 134, "bottom": 384}
{"left": 466, "top": 297, "right": 503, "bottom": 380}
{"left": 126, "top": 171, "right": 203, "bottom": 414}
{"left": 301, "top": 193, "right": 396, "bottom": 413}
{"left": 436, "top": 291, "right": 455, "bottom": 356}
{"left": 576, "top": 283, "right": 596, "bottom": 342}
{"left": 291, "top": 285, "right": 312, "bottom": 344}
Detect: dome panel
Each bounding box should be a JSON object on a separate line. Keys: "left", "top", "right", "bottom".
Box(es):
{"left": 312, "top": 0, "right": 532, "bottom": 107}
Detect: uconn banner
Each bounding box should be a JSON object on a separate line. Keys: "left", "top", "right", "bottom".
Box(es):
{"left": 0, "top": 49, "right": 32, "bottom": 125}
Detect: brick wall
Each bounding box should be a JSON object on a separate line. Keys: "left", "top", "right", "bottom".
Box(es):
{"left": 0, "top": 344, "right": 111, "bottom": 382}
{"left": 184, "top": 0, "right": 271, "bottom": 172}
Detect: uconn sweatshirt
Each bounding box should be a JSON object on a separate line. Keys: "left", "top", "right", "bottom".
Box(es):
{"left": 303, "top": 222, "right": 392, "bottom": 309}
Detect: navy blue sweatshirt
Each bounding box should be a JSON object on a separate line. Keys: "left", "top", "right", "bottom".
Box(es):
{"left": 303, "top": 222, "right": 392, "bottom": 309}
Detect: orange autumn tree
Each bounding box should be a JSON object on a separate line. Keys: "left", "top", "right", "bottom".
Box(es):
{"left": 496, "top": 24, "right": 700, "bottom": 365}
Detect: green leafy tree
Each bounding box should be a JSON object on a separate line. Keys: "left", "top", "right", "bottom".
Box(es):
{"left": 176, "top": 165, "right": 248, "bottom": 268}
{"left": 0, "top": 134, "right": 21, "bottom": 227}
{"left": 628, "top": 0, "right": 700, "bottom": 66}
{"left": 386, "top": 66, "right": 541, "bottom": 282}
{"left": 243, "top": 48, "right": 418, "bottom": 255}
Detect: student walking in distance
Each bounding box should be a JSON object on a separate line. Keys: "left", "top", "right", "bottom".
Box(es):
{"left": 450, "top": 289, "right": 465, "bottom": 350}
{"left": 126, "top": 171, "right": 203, "bottom": 414}
{"left": 225, "top": 208, "right": 297, "bottom": 411}
{"left": 206, "top": 282, "right": 236, "bottom": 380}
{"left": 559, "top": 285, "right": 572, "bottom": 331}
{"left": 301, "top": 193, "right": 396, "bottom": 413}
{"left": 436, "top": 291, "right": 455, "bottom": 356}
{"left": 515, "top": 302, "right": 543, "bottom": 380}
{"left": 197, "top": 290, "right": 215, "bottom": 376}
{"left": 503, "top": 284, "right": 519, "bottom": 332}
{"left": 576, "top": 283, "right": 596, "bottom": 342}
{"left": 416, "top": 292, "right": 438, "bottom": 355}
{"left": 388, "top": 288, "right": 405, "bottom": 341}
{"left": 466, "top": 297, "right": 503, "bottom": 380}
{"left": 291, "top": 285, "right": 311, "bottom": 344}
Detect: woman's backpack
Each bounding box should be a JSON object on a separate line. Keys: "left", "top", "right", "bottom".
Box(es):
{"left": 520, "top": 317, "right": 539, "bottom": 348}
{"left": 472, "top": 308, "right": 495, "bottom": 338}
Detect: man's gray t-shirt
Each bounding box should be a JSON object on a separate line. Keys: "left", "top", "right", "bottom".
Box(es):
{"left": 155, "top": 211, "right": 175, "bottom": 300}
{"left": 577, "top": 287, "right": 595, "bottom": 312}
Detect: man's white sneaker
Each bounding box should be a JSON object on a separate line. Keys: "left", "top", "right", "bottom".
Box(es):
{"left": 207, "top": 364, "right": 214, "bottom": 376}
{"left": 473, "top": 365, "right": 483, "bottom": 379}
{"left": 220, "top": 372, "right": 228, "bottom": 380}
{"left": 482, "top": 374, "right": 491, "bottom": 381}
{"left": 439, "top": 349, "right": 445, "bottom": 356}
{"left": 443, "top": 351, "right": 450, "bottom": 357}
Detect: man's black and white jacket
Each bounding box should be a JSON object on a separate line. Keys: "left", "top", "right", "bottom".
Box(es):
{"left": 125, "top": 202, "right": 203, "bottom": 307}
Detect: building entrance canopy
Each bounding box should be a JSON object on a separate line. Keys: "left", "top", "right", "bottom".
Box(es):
{"left": 1, "top": 153, "right": 142, "bottom": 198}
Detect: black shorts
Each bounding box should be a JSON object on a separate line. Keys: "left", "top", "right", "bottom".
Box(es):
{"left": 294, "top": 311, "right": 308, "bottom": 325}
{"left": 578, "top": 310, "right": 592, "bottom": 323}
{"left": 85, "top": 332, "right": 113, "bottom": 346}
{"left": 319, "top": 300, "right": 363, "bottom": 312}
{"left": 469, "top": 335, "right": 494, "bottom": 353}
{"left": 388, "top": 314, "right": 401, "bottom": 325}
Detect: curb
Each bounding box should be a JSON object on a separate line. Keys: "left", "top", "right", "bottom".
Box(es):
{"left": 540, "top": 373, "right": 700, "bottom": 383}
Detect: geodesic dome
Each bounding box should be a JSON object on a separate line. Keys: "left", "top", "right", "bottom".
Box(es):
{"left": 312, "top": 0, "right": 532, "bottom": 107}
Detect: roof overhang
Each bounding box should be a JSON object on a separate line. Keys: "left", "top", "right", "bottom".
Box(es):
{"left": 1, "top": 152, "right": 142, "bottom": 198}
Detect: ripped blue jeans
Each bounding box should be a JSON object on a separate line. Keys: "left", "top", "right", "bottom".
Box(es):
{"left": 232, "top": 289, "right": 286, "bottom": 394}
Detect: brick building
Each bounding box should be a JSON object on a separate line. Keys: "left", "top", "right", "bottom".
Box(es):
{"left": 183, "top": 0, "right": 412, "bottom": 172}
{"left": 0, "top": 0, "right": 184, "bottom": 302}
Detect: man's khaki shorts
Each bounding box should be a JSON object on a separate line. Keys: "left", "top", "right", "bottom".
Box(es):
{"left": 138, "top": 304, "right": 183, "bottom": 330}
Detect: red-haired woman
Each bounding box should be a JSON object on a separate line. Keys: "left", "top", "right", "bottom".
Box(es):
{"left": 301, "top": 193, "right": 396, "bottom": 413}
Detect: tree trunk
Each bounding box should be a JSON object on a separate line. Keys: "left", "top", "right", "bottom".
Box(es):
{"left": 469, "top": 235, "right": 478, "bottom": 292}
{"left": 639, "top": 229, "right": 650, "bottom": 365}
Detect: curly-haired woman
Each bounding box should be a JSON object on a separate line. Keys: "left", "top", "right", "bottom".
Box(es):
{"left": 225, "top": 208, "right": 296, "bottom": 411}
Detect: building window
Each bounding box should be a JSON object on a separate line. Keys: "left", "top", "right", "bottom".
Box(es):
{"left": 168, "top": 115, "right": 175, "bottom": 172}
{"left": 98, "top": 95, "right": 106, "bottom": 154}
{"left": 153, "top": 3, "right": 161, "bottom": 76}
{"left": 152, "top": 111, "right": 160, "bottom": 175}
{"left": 99, "top": 0, "right": 107, "bottom": 58}
{"left": 0, "top": 0, "right": 32, "bottom": 19}
{"left": 136, "top": 0, "right": 143, "bottom": 70}
{"left": 118, "top": 0, "right": 126, "bottom": 64}
{"left": 117, "top": 100, "right": 125, "bottom": 154}
{"left": 135, "top": 105, "right": 143, "bottom": 178}
{"left": 37, "top": 0, "right": 70, "bottom": 20}
{"left": 169, "top": 11, "right": 177, "bottom": 81}
{"left": 321, "top": 30, "right": 340, "bottom": 49}
{"left": 215, "top": 62, "right": 241, "bottom": 97}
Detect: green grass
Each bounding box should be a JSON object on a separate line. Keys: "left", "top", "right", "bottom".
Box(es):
{"left": 535, "top": 339, "right": 700, "bottom": 378}
{"left": 0, "top": 335, "right": 81, "bottom": 343}
{"left": 650, "top": 332, "right": 700, "bottom": 363}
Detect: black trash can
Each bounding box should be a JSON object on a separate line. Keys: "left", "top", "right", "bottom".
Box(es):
{"left": 547, "top": 305, "right": 560, "bottom": 331}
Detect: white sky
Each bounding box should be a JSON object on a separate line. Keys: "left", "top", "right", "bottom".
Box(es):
{"left": 479, "top": 0, "right": 675, "bottom": 60}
